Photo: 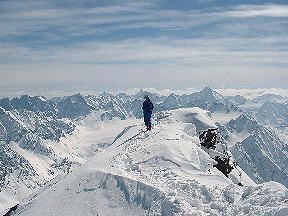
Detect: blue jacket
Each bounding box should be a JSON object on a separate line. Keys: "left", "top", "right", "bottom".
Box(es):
{"left": 142, "top": 99, "right": 154, "bottom": 114}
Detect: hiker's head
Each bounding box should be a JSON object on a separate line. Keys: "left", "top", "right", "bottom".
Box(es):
{"left": 144, "top": 95, "right": 149, "bottom": 100}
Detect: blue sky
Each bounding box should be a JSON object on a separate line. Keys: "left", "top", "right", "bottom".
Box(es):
{"left": 0, "top": 0, "right": 288, "bottom": 95}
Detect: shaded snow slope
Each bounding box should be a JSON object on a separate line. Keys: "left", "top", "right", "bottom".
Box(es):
{"left": 231, "top": 127, "right": 288, "bottom": 187}
{"left": 215, "top": 113, "right": 288, "bottom": 187}
{"left": 13, "top": 108, "right": 288, "bottom": 216}
{"left": 255, "top": 101, "right": 288, "bottom": 129}
{"left": 0, "top": 111, "right": 139, "bottom": 213}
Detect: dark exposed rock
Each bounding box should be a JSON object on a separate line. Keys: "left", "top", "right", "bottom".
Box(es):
{"left": 199, "top": 128, "right": 218, "bottom": 149}
{"left": 199, "top": 128, "right": 235, "bottom": 178}
{"left": 3, "top": 204, "right": 19, "bottom": 216}
{"left": 213, "top": 156, "right": 233, "bottom": 177}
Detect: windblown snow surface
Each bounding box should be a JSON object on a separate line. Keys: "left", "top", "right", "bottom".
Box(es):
{"left": 10, "top": 108, "right": 288, "bottom": 215}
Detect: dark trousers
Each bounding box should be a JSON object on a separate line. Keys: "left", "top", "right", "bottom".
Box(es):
{"left": 144, "top": 112, "right": 152, "bottom": 127}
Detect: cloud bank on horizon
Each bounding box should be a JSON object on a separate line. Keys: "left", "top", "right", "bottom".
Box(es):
{"left": 0, "top": 0, "right": 287, "bottom": 94}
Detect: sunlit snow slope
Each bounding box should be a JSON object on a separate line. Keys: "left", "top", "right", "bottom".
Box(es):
{"left": 10, "top": 108, "right": 288, "bottom": 215}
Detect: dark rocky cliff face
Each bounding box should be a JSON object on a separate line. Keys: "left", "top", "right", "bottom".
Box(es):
{"left": 199, "top": 128, "right": 236, "bottom": 180}
{"left": 199, "top": 128, "right": 219, "bottom": 149}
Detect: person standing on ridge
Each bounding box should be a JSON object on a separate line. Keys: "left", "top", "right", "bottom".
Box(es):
{"left": 142, "top": 95, "right": 154, "bottom": 130}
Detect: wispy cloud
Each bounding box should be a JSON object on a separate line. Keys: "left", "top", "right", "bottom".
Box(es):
{"left": 228, "top": 4, "right": 288, "bottom": 17}
{"left": 0, "top": 0, "right": 288, "bottom": 93}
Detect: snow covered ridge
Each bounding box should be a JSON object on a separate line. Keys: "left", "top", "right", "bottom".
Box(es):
{"left": 1, "top": 87, "right": 288, "bottom": 214}
{"left": 8, "top": 108, "right": 288, "bottom": 216}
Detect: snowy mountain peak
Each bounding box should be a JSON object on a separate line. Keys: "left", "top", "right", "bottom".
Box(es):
{"left": 226, "top": 113, "right": 259, "bottom": 134}
{"left": 0, "top": 95, "right": 56, "bottom": 115}
{"left": 160, "top": 93, "right": 181, "bottom": 110}
{"left": 200, "top": 86, "right": 214, "bottom": 93}
{"left": 226, "top": 95, "right": 248, "bottom": 105}
{"left": 165, "top": 93, "right": 179, "bottom": 102}
{"left": 199, "top": 86, "right": 224, "bottom": 101}
{"left": 100, "top": 91, "right": 112, "bottom": 97}
{"left": 57, "top": 94, "right": 94, "bottom": 119}
{"left": 133, "top": 90, "right": 164, "bottom": 103}
{"left": 68, "top": 93, "right": 85, "bottom": 102}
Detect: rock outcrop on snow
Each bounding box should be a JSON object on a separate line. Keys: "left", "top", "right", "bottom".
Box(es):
{"left": 199, "top": 128, "right": 237, "bottom": 182}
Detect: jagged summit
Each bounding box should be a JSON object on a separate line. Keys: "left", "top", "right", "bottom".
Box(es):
{"left": 177, "top": 87, "right": 240, "bottom": 113}
{"left": 99, "top": 91, "right": 112, "bottom": 97}
{"left": 0, "top": 95, "right": 56, "bottom": 114}
{"left": 160, "top": 93, "right": 181, "bottom": 110}
{"left": 57, "top": 93, "right": 94, "bottom": 119}
{"left": 133, "top": 89, "right": 164, "bottom": 103}
{"left": 199, "top": 86, "right": 214, "bottom": 94}
{"left": 199, "top": 86, "right": 224, "bottom": 101}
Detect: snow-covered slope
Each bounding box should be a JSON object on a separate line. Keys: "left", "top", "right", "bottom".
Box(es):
{"left": 0, "top": 95, "right": 57, "bottom": 115}
{"left": 1, "top": 88, "right": 288, "bottom": 215}
{"left": 159, "top": 93, "right": 182, "bottom": 110}
{"left": 226, "top": 95, "right": 248, "bottom": 105}
{"left": 231, "top": 127, "right": 288, "bottom": 187}
{"left": 10, "top": 108, "right": 288, "bottom": 216}
{"left": 255, "top": 101, "right": 288, "bottom": 129}
{"left": 0, "top": 109, "right": 143, "bottom": 213}
{"left": 215, "top": 113, "right": 288, "bottom": 187}
{"left": 57, "top": 93, "right": 94, "bottom": 119}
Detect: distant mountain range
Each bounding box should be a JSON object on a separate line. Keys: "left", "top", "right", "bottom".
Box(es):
{"left": 0, "top": 87, "right": 288, "bottom": 214}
